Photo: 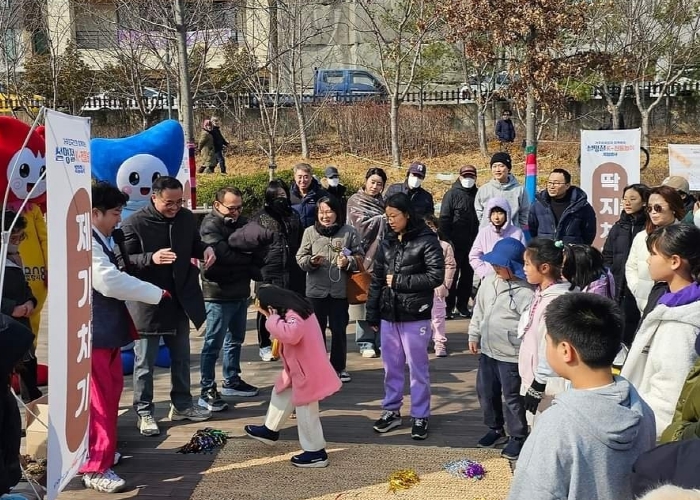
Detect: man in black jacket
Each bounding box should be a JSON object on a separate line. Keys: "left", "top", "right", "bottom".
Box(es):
{"left": 324, "top": 165, "right": 347, "bottom": 224}
{"left": 385, "top": 162, "right": 435, "bottom": 219}
{"left": 439, "top": 165, "right": 480, "bottom": 318}
{"left": 121, "top": 176, "right": 216, "bottom": 436}
{"left": 210, "top": 116, "right": 229, "bottom": 174}
{"left": 197, "top": 187, "right": 266, "bottom": 412}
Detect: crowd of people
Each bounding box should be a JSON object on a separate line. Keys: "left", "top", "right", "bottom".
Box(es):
{"left": 1, "top": 147, "right": 700, "bottom": 499}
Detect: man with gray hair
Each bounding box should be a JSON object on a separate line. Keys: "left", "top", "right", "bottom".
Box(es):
{"left": 290, "top": 163, "right": 329, "bottom": 228}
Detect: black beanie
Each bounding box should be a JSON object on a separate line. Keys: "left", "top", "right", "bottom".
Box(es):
{"left": 491, "top": 152, "right": 512, "bottom": 170}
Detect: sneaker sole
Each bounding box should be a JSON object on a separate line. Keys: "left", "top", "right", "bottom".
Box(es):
{"left": 292, "top": 459, "right": 329, "bottom": 468}
{"left": 82, "top": 478, "right": 126, "bottom": 493}
{"left": 339, "top": 378, "right": 351, "bottom": 383}
{"left": 221, "top": 389, "right": 259, "bottom": 397}
{"left": 476, "top": 436, "right": 509, "bottom": 448}
{"left": 361, "top": 350, "right": 377, "bottom": 358}
{"left": 170, "top": 413, "right": 212, "bottom": 422}
{"left": 373, "top": 419, "right": 402, "bottom": 433}
{"left": 411, "top": 432, "right": 428, "bottom": 440}
{"left": 197, "top": 397, "right": 229, "bottom": 412}
{"left": 245, "top": 429, "right": 278, "bottom": 446}
{"left": 501, "top": 452, "right": 520, "bottom": 461}
{"left": 137, "top": 420, "right": 160, "bottom": 437}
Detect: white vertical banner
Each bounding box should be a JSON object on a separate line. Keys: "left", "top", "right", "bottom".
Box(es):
{"left": 580, "top": 129, "right": 641, "bottom": 249}
{"left": 45, "top": 109, "right": 92, "bottom": 499}
{"left": 668, "top": 144, "right": 700, "bottom": 191}
{"left": 177, "top": 141, "right": 192, "bottom": 209}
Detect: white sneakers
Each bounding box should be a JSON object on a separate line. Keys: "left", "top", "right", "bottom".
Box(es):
{"left": 259, "top": 346, "right": 276, "bottom": 362}
{"left": 137, "top": 414, "right": 160, "bottom": 436}
{"left": 168, "top": 404, "right": 212, "bottom": 422}
{"left": 82, "top": 469, "right": 126, "bottom": 493}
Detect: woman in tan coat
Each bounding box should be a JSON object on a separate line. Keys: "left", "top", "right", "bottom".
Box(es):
{"left": 197, "top": 119, "right": 216, "bottom": 173}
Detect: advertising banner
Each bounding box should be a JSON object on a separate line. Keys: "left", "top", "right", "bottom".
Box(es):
{"left": 45, "top": 109, "right": 92, "bottom": 499}
{"left": 668, "top": 144, "right": 700, "bottom": 191}
{"left": 580, "top": 129, "right": 641, "bottom": 249}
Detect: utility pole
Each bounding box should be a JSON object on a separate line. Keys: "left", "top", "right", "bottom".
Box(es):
{"left": 173, "top": 0, "right": 194, "bottom": 144}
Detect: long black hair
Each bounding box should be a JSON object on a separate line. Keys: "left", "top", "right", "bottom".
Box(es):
{"left": 525, "top": 238, "right": 564, "bottom": 281}
{"left": 256, "top": 284, "right": 314, "bottom": 319}
{"left": 562, "top": 244, "right": 607, "bottom": 291}
{"left": 646, "top": 223, "right": 700, "bottom": 284}
{"left": 264, "top": 179, "right": 290, "bottom": 206}
{"left": 385, "top": 192, "right": 423, "bottom": 233}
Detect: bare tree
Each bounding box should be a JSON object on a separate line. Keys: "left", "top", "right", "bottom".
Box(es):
{"left": 353, "top": 0, "right": 442, "bottom": 167}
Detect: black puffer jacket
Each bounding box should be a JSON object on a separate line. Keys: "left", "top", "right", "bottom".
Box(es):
{"left": 366, "top": 222, "right": 445, "bottom": 324}
{"left": 199, "top": 210, "right": 267, "bottom": 301}
{"left": 233, "top": 207, "right": 302, "bottom": 288}
{"left": 439, "top": 181, "right": 479, "bottom": 250}
{"left": 602, "top": 210, "right": 647, "bottom": 301}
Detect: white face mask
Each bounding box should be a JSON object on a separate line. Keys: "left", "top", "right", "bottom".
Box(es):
{"left": 327, "top": 178, "right": 340, "bottom": 188}
{"left": 460, "top": 177, "right": 476, "bottom": 189}
{"left": 407, "top": 175, "right": 422, "bottom": 189}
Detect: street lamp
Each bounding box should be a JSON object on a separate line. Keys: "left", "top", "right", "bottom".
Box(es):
{"left": 165, "top": 44, "right": 172, "bottom": 119}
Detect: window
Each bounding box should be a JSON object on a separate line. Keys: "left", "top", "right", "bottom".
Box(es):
{"left": 352, "top": 74, "right": 377, "bottom": 87}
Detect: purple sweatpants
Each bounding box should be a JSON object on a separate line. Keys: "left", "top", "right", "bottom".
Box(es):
{"left": 380, "top": 319, "right": 432, "bottom": 418}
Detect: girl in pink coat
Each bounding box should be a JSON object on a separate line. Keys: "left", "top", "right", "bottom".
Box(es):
{"left": 245, "top": 285, "right": 342, "bottom": 468}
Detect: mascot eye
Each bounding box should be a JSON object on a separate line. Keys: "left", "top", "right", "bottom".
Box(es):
{"left": 39, "top": 165, "right": 46, "bottom": 177}
{"left": 152, "top": 172, "right": 161, "bottom": 183}
{"left": 19, "top": 163, "right": 30, "bottom": 178}
{"left": 129, "top": 172, "right": 140, "bottom": 186}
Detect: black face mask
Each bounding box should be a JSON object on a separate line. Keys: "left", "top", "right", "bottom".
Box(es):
{"left": 270, "top": 197, "right": 292, "bottom": 216}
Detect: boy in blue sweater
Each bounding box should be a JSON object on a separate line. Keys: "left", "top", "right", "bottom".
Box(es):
{"left": 508, "top": 293, "right": 656, "bottom": 500}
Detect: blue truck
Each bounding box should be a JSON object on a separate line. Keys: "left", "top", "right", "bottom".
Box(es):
{"left": 250, "top": 68, "right": 387, "bottom": 107}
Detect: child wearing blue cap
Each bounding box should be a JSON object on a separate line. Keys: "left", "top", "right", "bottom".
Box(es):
{"left": 468, "top": 237, "right": 534, "bottom": 460}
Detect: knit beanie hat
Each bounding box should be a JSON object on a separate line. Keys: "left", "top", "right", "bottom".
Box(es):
{"left": 490, "top": 152, "right": 512, "bottom": 170}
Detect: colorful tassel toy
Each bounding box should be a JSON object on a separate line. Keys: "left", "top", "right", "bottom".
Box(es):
{"left": 444, "top": 459, "right": 486, "bottom": 480}
{"left": 177, "top": 428, "right": 230, "bottom": 454}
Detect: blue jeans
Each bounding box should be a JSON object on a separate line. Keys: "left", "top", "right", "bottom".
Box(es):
{"left": 200, "top": 300, "right": 248, "bottom": 393}
{"left": 215, "top": 150, "right": 226, "bottom": 173}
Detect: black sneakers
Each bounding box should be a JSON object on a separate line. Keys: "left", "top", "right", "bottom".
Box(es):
{"left": 373, "top": 410, "right": 402, "bottom": 433}
{"left": 221, "top": 379, "right": 259, "bottom": 397}
{"left": 291, "top": 449, "right": 329, "bottom": 468}
{"left": 198, "top": 389, "right": 228, "bottom": 412}
{"left": 411, "top": 418, "right": 429, "bottom": 440}
{"left": 477, "top": 428, "right": 508, "bottom": 448}
{"left": 501, "top": 437, "right": 525, "bottom": 460}
{"left": 244, "top": 424, "right": 280, "bottom": 445}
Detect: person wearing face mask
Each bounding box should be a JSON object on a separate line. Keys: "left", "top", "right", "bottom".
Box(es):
{"left": 439, "top": 165, "right": 480, "bottom": 319}
{"left": 197, "top": 187, "right": 272, "bottom": 413}
{"left": 385, "top": 162, "right": 435, "bottom": 219}
{"left": 474, "top": 152, "right": 530, "bottom": 229}
{"left": 323, "top": 166, "right": 347, "bottom": 224}
{"left": 231, "top": 180, "right": 302, "bottom": 362}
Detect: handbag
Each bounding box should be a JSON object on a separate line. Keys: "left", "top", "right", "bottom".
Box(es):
{"left": 347, "top": 256, "right": 372, "bottom": 305}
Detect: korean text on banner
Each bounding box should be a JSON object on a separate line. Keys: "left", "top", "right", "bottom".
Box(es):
{"left": 45, "top": 109, "right": 92, "bottom": 500}
{"left": 580, "top": 129, "right": 641, "bottom": 249}
{"left": 668, "top": 144, "right": 700, "bottom": 191}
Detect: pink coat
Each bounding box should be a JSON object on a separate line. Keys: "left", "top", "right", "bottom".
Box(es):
{"left": 266, "top": 311, "right": 342, "bottom": 406}
{"left": 435, "top": 240, "right": 457, "bottom": 298}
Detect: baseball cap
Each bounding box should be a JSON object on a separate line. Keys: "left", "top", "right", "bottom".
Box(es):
{"left": 662, "top": 176, "right": 689, "bottom": 194}
{"left": 459, "top": 165, "right": 477, "bottom": 178}
{"left": 408, "top": 162, "right": 427, "bottom": 178}
{"left": 325, "top": 166, "right": 339, "bottom": 179}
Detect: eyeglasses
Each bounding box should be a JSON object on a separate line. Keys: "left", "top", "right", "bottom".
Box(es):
{"left": 222, "top": 204, "right": 243, "bottom": 212}
{"left": 546, "top": 181, "right": 568, "bottom": 187}
{"left": 646, "top": 204, "right": 668, "bottom": 213}
{"left": 159, "top": 197, "right": 185, "bottom": 208}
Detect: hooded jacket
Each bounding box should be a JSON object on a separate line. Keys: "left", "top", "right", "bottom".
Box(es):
{"left": 384, "top": 181, "right": 435, "bottom": 219}
{"left": 621, "top": 283, "right": 700, "bottom": 437}
{"left": 474, "top": 174, "right": 530, "bottom": 229}
{"left": 468, "top": 273, "right": 534, "bottom": 363}
{"left": 528, "top": 186, "right": 597, "bottom": 244}
{"left": 469, "top": 197, "right": 526, "bottom": 280}
{"left": 602, "top": 210, "right": 647, "bottom": 301}
{"left": 507, "top": 377, "right": 656, "bottom": 500}
{"left": 439, "top": 180, "right": 479, "bottom": 250}
{"left": 366, "top": 221, "right": 445, "bottom": 324}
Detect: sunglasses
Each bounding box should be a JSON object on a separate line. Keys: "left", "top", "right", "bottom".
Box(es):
{"left": 646, "top": 204, "right": 668, "bottom": 214}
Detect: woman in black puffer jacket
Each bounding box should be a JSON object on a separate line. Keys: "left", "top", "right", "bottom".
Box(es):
{"left": 366, "top": 192, "right": 444, "bottom": 440}
{"left": 602, "top": 183, "right": 650, "bottom": 346}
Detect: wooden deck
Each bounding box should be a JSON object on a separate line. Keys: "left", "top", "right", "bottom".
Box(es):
{"left": 27, "top": 310, "right": 482, "bottom": 500}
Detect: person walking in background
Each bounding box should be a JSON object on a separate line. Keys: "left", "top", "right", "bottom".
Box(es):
{"left": 346, "top": 167, "right": 388, "bottom": 358}
{"left": 469, "top": 197, "right": 526, "bottom": 283}
{"left": 209, "top": 116, "right": 229, "bottom": 174}
{"left": 602, "top": 183, "right": 650, "bottom": 346}
{"left": 197, "top": 187, "right": 263, "bottom": 413}
{"left": 233, "top": 180, "right": 302, "bottom": 362}
{"left": 439, "top": 165, "right": 480, "bottom": 319}
{"left": 468, "top": 238, "right": 533, "bottom": 460}
{"left": 80, "top": 182, "right": 167, "bottom": 494}
{"left": 367, "top": 193, "right": 444, "bottom": 440}
{"left": 296, "top": 196, "right": 363, "bottom": 382}
{"left": 385, "top": 162, "right": 435, "bottom": 219}
{"left": 121, "top": 176, "right": 216, "bottom": 436}
{"left": 474, "top": 153, "right": 530, "bottom": 229}
{"left": 245, "top": 285, "right": 342, "bottom": 468}
{"left": 528, "top": 168, "right": 597, "bottom": 245}
{"left": 495, "top": 110, "right": 515, "bottom": 150}
{"left": 323, "top": 166, "right": 348, "bottom": 224}
{"left": 424, "top": 214, "right": 456, "bottom": 357}
{"left": 197, "top": 119, "right": 217, "bottom": 174}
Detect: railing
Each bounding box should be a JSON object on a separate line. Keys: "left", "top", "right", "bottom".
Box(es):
{"left": 75, "top": 30, "right": 117, "bottom": 50}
